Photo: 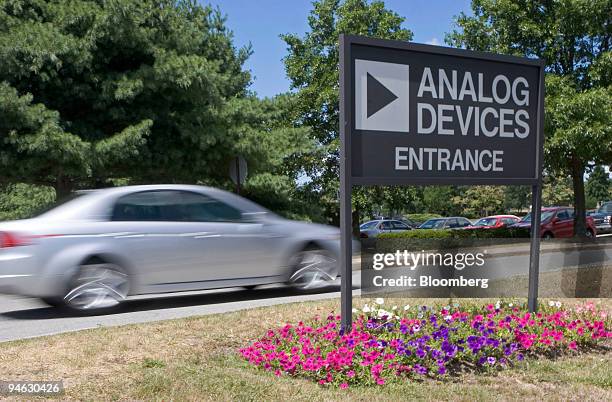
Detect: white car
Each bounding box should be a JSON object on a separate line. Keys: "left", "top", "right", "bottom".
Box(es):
{"left": 0, "top": 185, "right": 349, "bottom": 313}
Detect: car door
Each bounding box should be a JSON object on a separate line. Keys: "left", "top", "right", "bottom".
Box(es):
{"left": 445, "top": 218, "right": 459, "bottom": 229}
{"left": 553, "top": 209, "right": 572, "bottom": 237}
{"left": 108, "top": 190, "right": 206, "bottom": 292}
{"left": 391, "top": 220, "right": 411, "bottom": 232}
{"left": 379, "top": 221, "right": 394, "bottom": 234}
{"left": 169, "top": 190, "right": 280, "bottom": 284}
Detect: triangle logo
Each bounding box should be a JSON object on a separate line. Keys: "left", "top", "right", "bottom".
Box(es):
{"left": 367, "top": 73, "right": 398, "bottom": 117}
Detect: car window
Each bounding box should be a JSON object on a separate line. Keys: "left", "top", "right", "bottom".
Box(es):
{"left": 380, "top": 221, "right": 393, "bottom": 230}
{"left": 446, "top": 218, "right": 459, "bottom": 228}
{"left": 360, "top": 221, "right": 378, "bottom": 230}
{"left": 567, "top": 209, "right": 575, "bottom": 219}
{"left": 601, "top": 203, "right": 612, "bottom": 213}
{"left": 167, "top": 191, "right": 242, "bottom": 222}
{"left": 556, "top": 210, "right": 569, "bottom": 220}
{"left": 502, "top": 218, "right": 517, "bottom": 225}
{"left": 111, "top": 191, "right": 243, "bottom": 222}
{"left": 391, "top": 221, "right": 409, "bottom": 230}
{"left": 112, "top": 191, "right": 164, "bottom": 221}
{"left": 459, "top": 218, "right": 471, "bottom": 226}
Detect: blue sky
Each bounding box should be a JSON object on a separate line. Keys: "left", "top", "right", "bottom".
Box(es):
{"left": 204, "top": 0, "right": 472, "bottom": 98}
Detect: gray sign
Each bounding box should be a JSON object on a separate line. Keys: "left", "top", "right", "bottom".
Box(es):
{"left": 345, "top": 36, "right": 545, "bottom": 185}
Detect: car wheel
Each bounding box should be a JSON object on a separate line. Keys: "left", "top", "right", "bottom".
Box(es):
{"left": 62, "top": 260, "right": 130, "bottom": 314}
{"left": 586, "top": 229, "right": 595, "bottom": 238}
{"left": 543, "top": 232, "right": 554, "bottom": 239}
{"left": 287, "top": 247, "right": 338, "bottom": 291}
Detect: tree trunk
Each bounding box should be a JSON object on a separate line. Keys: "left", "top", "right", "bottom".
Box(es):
{"left": 54, "top": 176, "right": 74, "bottom": 202}
{"left": 352, "top": 208, "right": 360, "bottom": 237}
{"left": 570, "top": 157, "right": 587, "bottom": 238}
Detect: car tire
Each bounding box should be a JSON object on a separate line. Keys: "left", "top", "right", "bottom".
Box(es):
{"left": 61, "top": 258, "right": 130, "bottom": 315}
{"left": 287, "top": 246, "right": 338, "bottom": 291}
{"left": 542, "top": 232, "right": 554, "bottom": 239}
{"left": 586, "top": 229, "right": 595, "bottom": 238}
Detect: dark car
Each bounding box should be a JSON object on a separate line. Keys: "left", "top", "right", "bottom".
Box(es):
{"left": 418, "top": 217, "right": 472, "bottom": 230}
{"left": 587, "top": 202, "right": 612, "bottom": 234}
{"left": 359, "top": 219, "right": 413, "bottom": 238}
{"left": 512, "top": 207, "right": 597, "bottom": 238}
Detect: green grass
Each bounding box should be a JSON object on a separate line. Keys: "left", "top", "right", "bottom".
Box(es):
{"left": 0, "top": 298, "right": 609, "bottom": 401}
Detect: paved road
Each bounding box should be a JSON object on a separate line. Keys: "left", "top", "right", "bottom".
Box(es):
{"left": 0, "top": 272, "right": 363, "bottom": 343}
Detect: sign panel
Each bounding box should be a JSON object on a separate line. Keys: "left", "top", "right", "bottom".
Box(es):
{"left": 345, "top": 36, "right": 545, "bottom": 185}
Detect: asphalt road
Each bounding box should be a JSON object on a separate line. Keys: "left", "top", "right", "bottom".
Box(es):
{"left": 0, "top": 272, "right": 363, "bottom": 343}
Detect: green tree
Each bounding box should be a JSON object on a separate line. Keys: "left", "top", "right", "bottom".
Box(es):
{"left": 447, "top": 0, "right": 612, "bottom": 236}
{"left": 453, "top": 186, "right": 505, "bottom": 218}
{"left": 586, "top": 165, "right": 611, "bottom": 207}
{"left": 0, "top": 183, "right": 55, "bottom": 221}
{"left": 0, "top": 0, "right": 250, "bottom": 197}
{"left": 504, "top": 185, "right": 531, "bottom": 213}
{"left": 541, "top": 174, "right": 574, "bottom": 206}
{"left": 282, "top": 0, "right": 413, "bottom": 226}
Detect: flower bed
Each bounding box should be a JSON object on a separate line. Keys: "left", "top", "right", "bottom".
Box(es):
{"left": 239, "top": 300, "right": 611, "bottom": 387}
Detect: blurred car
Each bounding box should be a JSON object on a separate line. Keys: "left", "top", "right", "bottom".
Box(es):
{"left": 587, "top": 201, "right": 612, "bottom": 234}
{"left": 359, "top": 219, "right": 413, "bottom": 238}
{"left": 464, "top": 215, "right": 521, "bottom": 229}
{"left": 512, "top": 207, "right": 597, "bottom": 238}
{"left": 0, "top": 185, "right": 350, "bottom": 314}
{"left": 418, "top": 217, "right": 472, "bottom": 230}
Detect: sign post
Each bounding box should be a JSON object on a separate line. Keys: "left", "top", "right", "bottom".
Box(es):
{"left": 339, "top": 34, "right": 545, "bottom": 330}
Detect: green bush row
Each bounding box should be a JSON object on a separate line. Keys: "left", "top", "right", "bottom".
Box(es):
{"left": 378, "top": 226, "right": 530, "bottom": 239}
{"left": 404, "top": 213, "right": 442, "bottom": 223}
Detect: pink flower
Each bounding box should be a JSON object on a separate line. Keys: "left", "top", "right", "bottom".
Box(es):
{"left": 340, "top": 383, "right": 349, "bottom": 389}
{"left": 347, "top": 370, "right": 355, "bottom": 378}
{"left": 376, "top": 378, "right": 385, "bottom": 385}
{"left": 568, "top": 341, "right": 577, "bottom": 350}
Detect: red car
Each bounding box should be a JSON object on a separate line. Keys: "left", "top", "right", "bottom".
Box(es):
{"left": 465, "top": 215, "right": 521, "bottom": 229}
{"left": 512, "top": 207, "right": 597, "bottom": 238}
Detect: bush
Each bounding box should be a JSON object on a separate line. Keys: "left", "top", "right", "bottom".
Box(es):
{"left": 240, "top": 300, "right": 611, "bottom": 387}
{"left": 0, "top": 183, "right": 55, "bottom": 221}
{"left": 378, "top": 227, "right": 530, "bottom": 240}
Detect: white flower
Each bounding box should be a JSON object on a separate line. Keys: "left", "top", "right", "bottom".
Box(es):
{"left": 509, "top": 303, "right": 514, "bottom": 307}
{"left": 413, "top": 325, "right": 421, "bottom": 332}
{"left": 549, "top": 301, "right": 555, "bottom": 307}
{"left": 375, "top": 298, "right": 385, "bottom": 305}
{"left": 555, "top": 301, "right": 562, "bottom": 308}
{"left": 363, "top": 305, "right": 371, "bottom": 313}
{"left": 444, "top": 315, "right": 452, "bottom": 321}
{"left": 377, "top": 309, "right": 390, "bottom": 318}
{"left": 495, "top": 301, "right": 501, "bottom": 309}
{"left": 403, "top": 304, "right": 410, "bottom": 310}
{"left": 392, "top": 305, "right": 398, "bottom": 310}
{"left": 352, "top": 308, "right": 358, "bottom": 313}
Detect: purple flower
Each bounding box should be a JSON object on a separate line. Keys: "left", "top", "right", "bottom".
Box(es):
{"left": 487, "top": 356, "right": 496, "bottom": 365}
{"left": 414, "top": 364, "right": 428, "bottom": 375}
{"left": 416, "top": 348, "right": 426, "bottom": 359}
{"left": 517, "top": 353, "right": 524, "bottom": 361}
{"left": 438, "top": 366, "right": 447, "bottom": 375}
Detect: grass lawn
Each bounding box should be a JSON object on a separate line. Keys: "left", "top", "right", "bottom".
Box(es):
{"left": 0, "top": 298, "right": 610, "bottom": 401}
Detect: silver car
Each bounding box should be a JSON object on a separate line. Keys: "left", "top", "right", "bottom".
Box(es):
{"left": 0, "top": 185, "right": 346, "bottom": 313}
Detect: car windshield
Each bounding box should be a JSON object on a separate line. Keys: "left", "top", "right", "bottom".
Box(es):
{"left": 598, "top": 203, "right": 612, "bottom": 213}
{"left": 521, "top": 211, "right": 556, "bottom": 223}
{"left": 360, "top": 221, "right": 379, "bottom": 230}
{"left": 473, "top": 218, "right": 498, "bottom": 226}
{"left": 420, "top": 219, "right": 445, "bottom": 229}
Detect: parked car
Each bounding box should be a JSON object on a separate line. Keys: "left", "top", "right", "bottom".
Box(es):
{"left": 418, "top": 217, "right": 472, "bottom": 230}
{"left": 464, "top": 215, "right": 521, "bottom": 229}
{"left": 0, "top": 185, "right": 351, "bottom": 314}
{"left": 359, "top": 219, "right": 413, "bottom": 238}
{"left": 512, "top": 207, "right": 597, "bottom": 238}
{"left": 587, "top": 201, "right": 612, "bottom": 234}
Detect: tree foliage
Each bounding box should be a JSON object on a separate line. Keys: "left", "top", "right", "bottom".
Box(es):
{"left": 0, "top": 0, "right": 251, "bottom": 196}
{"left": 448, "top": 0, "right": 612, "bottom": 235}
{"left": 586, "top": 165, "right": 611, "bottom": 207}
{"left": 282, "top": 0, "right": 413, "bottom": 224}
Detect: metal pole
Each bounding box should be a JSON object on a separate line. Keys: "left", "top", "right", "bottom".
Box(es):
{"left": 528, "top": 60, "right": 546, "bottom": 313}
{"left": 339, "top": 34, "right": 353, "bottom": 331}
{"left": 527, "top": 185, "right": 542, "bottom": 312}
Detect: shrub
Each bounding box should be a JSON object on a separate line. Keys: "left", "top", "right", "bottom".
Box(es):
{"left": 405, "top": 213, "right": 443, "bottom": 224}
{"left": 240, "top": 300, "right": 610, "bottom": 387}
